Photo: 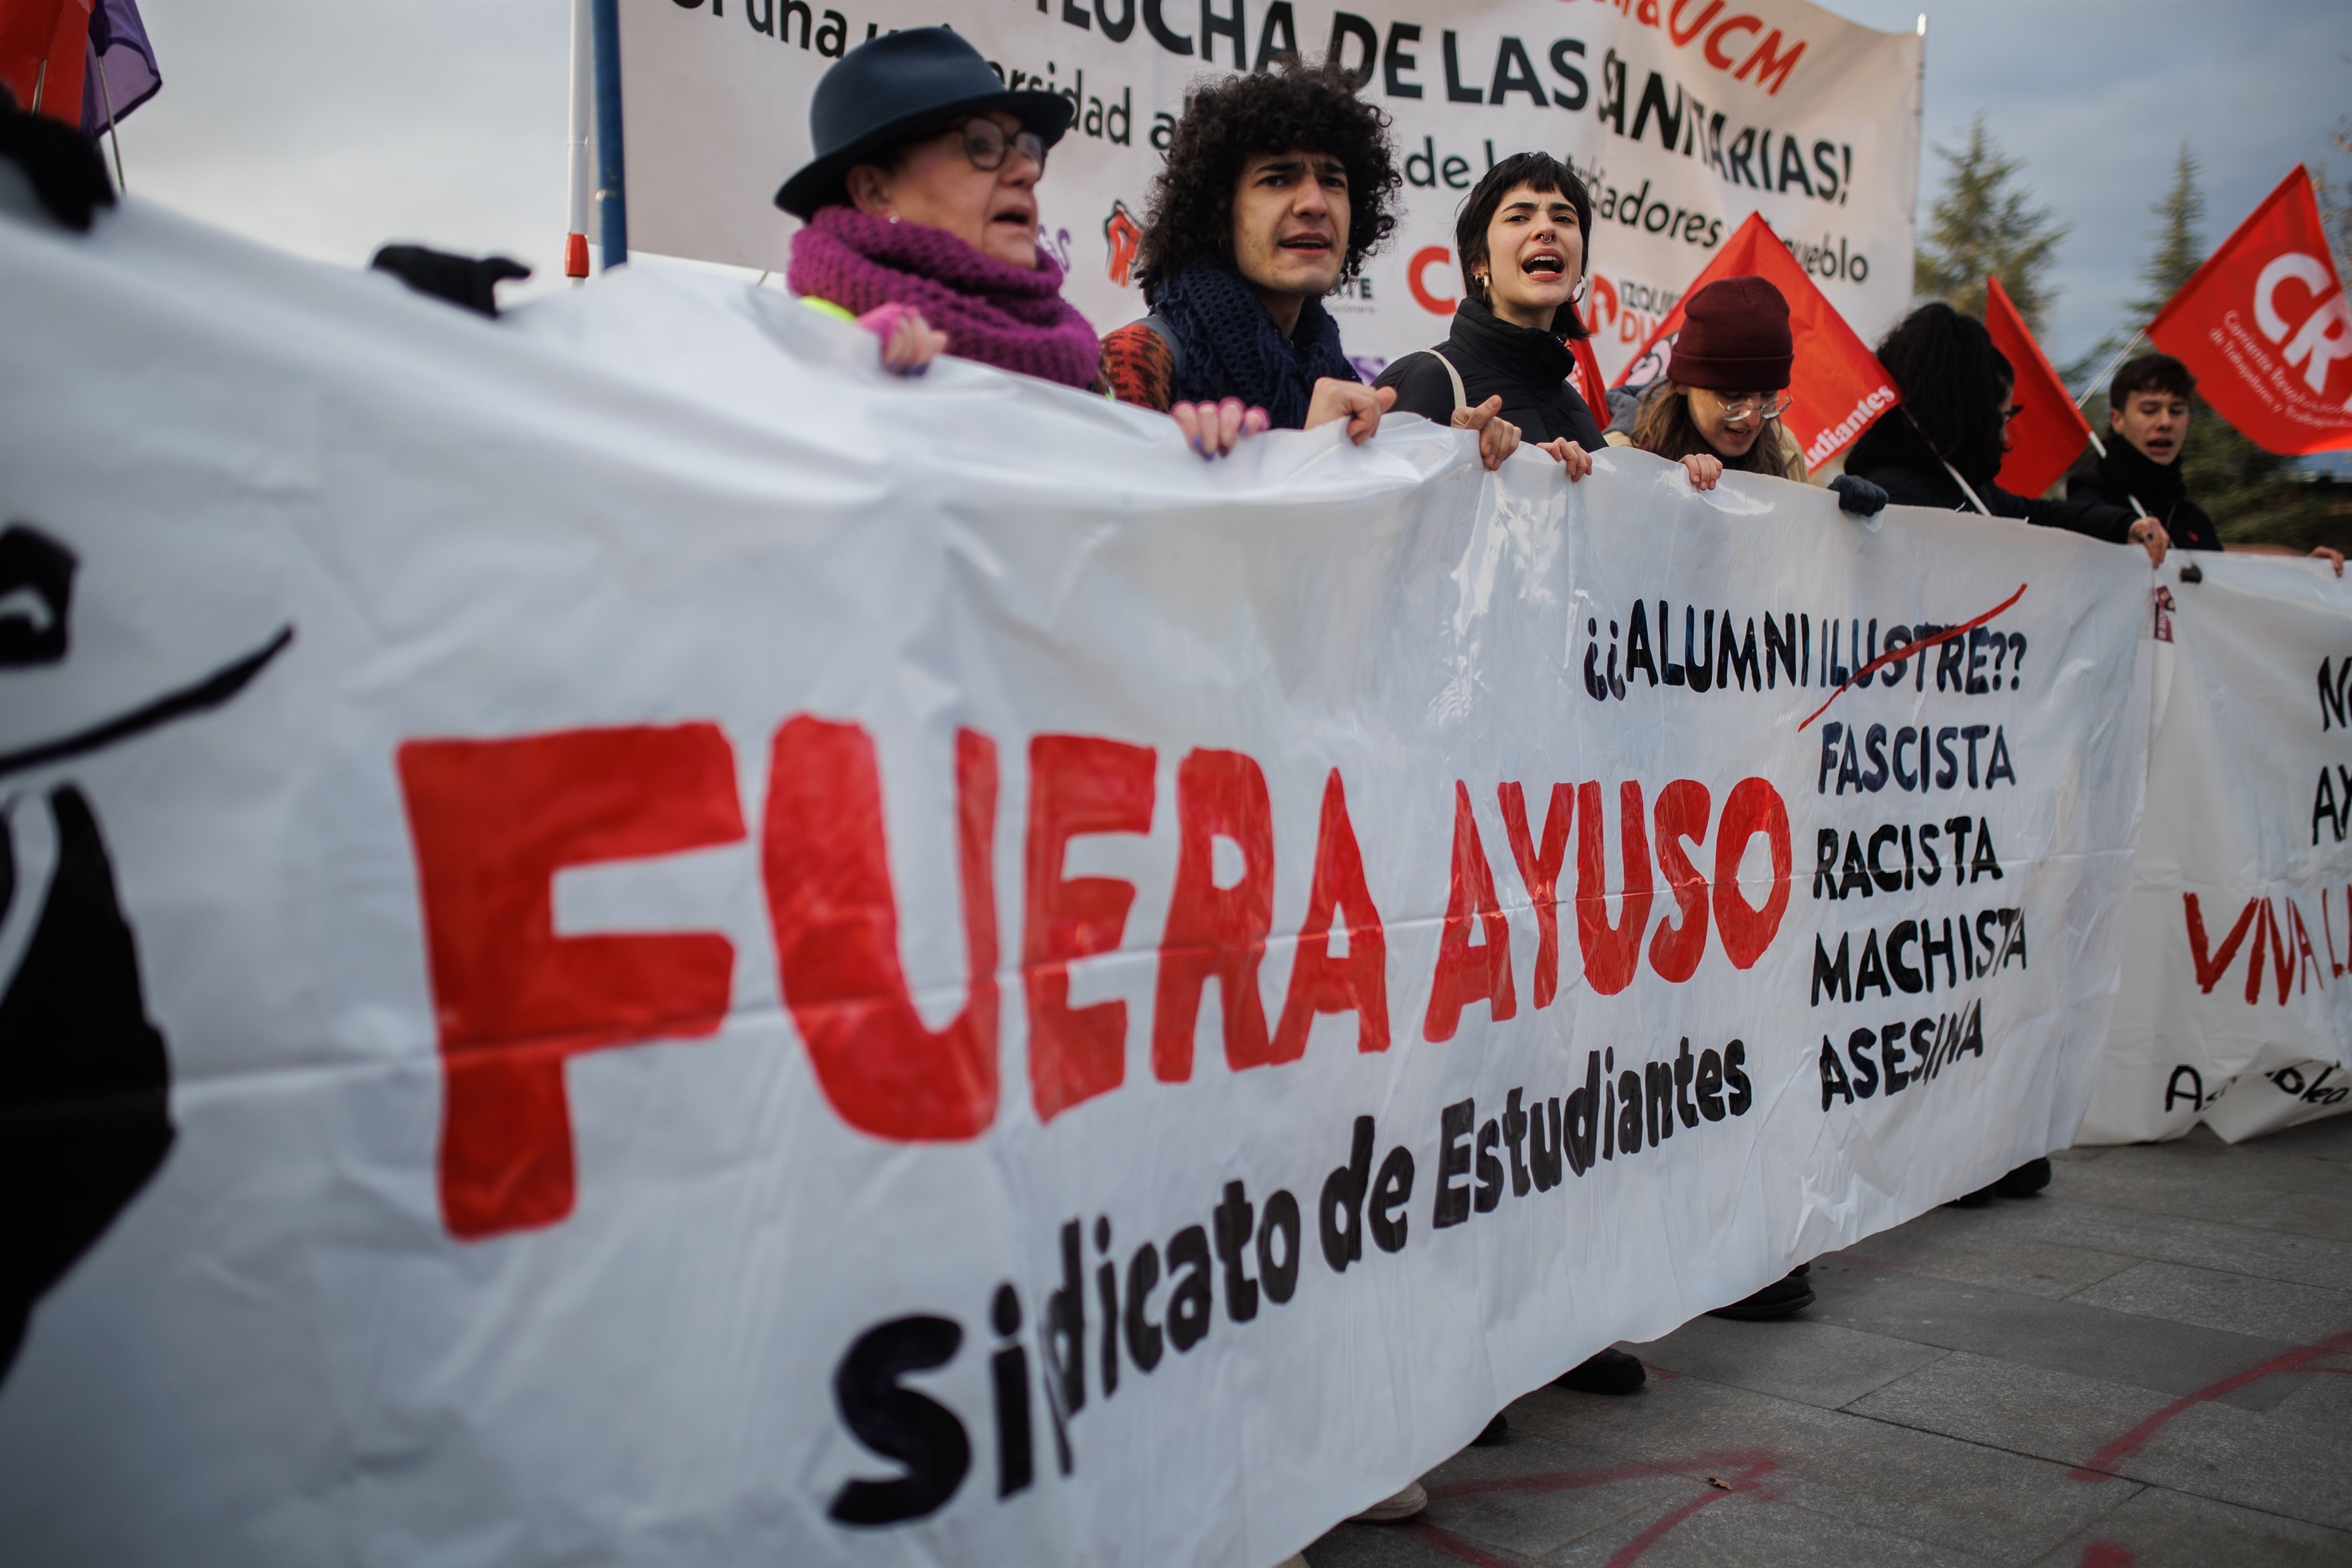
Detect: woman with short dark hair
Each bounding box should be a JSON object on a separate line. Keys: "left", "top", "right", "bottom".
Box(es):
{"left": 776, "top": 27, "right": 1104, "bottom": 390}
{"left": 1373, "top": 152, "right": 1601, "bottom": 479}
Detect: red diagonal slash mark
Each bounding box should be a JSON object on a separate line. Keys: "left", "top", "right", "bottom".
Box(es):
{"left": 1797, "top": 583, "right": 2027, "bottom": 732}
{"left": 1403, "top": 1522, "right": 1521, "bottom": 1568}
{"left": 2079, "top": 1544, "right": 2134, "bottom": 1567}
{"left": 2070, "top": 1328, "right": 2352, "bottom": 1480}
{"left": 1604, "top": 1459, "right": 1775, "bottom": 1567}
{"left": 1405, "top": 1453, "right": 1778, "bottom": 1567}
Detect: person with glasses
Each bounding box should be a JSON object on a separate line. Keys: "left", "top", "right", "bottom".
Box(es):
{"left": 777, "top": 28, "right": 1103, "bottom": 392}
{"left": 1844, "top": 303, "right": 2166, "bottom": 569}
{"left": 1604, "top": 276, "right": 1815, "bottom": 491}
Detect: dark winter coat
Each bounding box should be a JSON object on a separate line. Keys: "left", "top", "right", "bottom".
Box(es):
{"left": 2065, "top": 439, "right": 2220, "bottom": 551}
{"left": 1844, "top": 415, "right": 2137, "bottom": 543}
{"left": 1374, "top": 297, "right": 1605, "bottom": 448}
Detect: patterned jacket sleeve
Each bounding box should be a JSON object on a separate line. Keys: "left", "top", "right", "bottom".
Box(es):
{"left": 1100, "top": 322, "right": 1175, "bottom": 412}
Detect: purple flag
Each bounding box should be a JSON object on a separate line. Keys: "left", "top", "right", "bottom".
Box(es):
{"left": 80, "top": 0, "right": 158, "bottom": 137}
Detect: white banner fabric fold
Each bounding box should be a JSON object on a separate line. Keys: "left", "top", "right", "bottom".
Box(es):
{"left": 614, "top": 0, "right": 1922, "bottom": 383}
{"left": 2082, "top": 560, "right": 2352, "bottom": 1145}
{"left": 0, "top": 201, "right": 2142, "bottom": 1567}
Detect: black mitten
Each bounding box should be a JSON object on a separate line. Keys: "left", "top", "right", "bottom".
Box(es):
{"left": 369, "top": 245, "right": 531, "bottom": 318}
{"left": 0, "top": 98, "right": 115, "bottom": 233}
{"left": 1829, "top": 474, "right": 1889, "bottom": 517}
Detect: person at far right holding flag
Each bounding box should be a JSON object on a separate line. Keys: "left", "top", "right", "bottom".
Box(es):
{"left": 2066, "top": 353, "right": 2343, "bottom": 573}
{"left": 1845, "top": 304, "right": 2169, "bottom": 569}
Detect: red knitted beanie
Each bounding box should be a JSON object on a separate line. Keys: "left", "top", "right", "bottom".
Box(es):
{"left": 1666, "top": 276, "right": 1793, "bottom": 392}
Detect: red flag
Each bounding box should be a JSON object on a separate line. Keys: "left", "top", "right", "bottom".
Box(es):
{"left": 0, "top": 0, "right": 93, "bottom": 125}
{"left": 1611, "top": 211, "right": 1897, "bottom": 468}
{"left": 2148, "top": 166, "right": 2352, "bottom": 455}
{"left": 1984, "top": 276, "right": 2091, "bottom": 496}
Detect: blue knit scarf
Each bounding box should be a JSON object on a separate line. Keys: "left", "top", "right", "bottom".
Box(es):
{"left": 1150, "top": 262, "right": 1359, "bottom": 430}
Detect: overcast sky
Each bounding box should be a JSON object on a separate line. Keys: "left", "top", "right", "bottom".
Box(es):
{"left": 112, "top": 0, "right": 2351, "bottom": 369}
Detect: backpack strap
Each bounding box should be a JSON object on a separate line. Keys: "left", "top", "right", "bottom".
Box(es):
{"left": 1400, "top": 345, "right": 1468, "bottom": 414}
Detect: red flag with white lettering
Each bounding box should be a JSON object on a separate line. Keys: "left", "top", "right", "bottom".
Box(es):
{"left": 1985, "top": 276, "right": 2091, "bottom": 496}
{"left": 2148, "top": 166, "right": 2352, "bottom": 455}
{"left": 1610, "top": 211, "right": 1897, "bottom": 470}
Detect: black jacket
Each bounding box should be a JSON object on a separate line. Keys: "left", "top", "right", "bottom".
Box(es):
{"left": 2065, "top": 440, "right": 2219, "bottom": 551}
{"left": 1374, "top": 297, "right": 1605, "bottom": 447}
{"left": 1844, "top": 415, "right": 2137, "bottom": 543}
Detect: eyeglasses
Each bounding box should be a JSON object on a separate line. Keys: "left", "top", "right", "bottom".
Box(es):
{"left": 942, "top": 117, "right": 1046, "bottom": 174}
{"left": 1716, "top": 393, "right": 1792, "bottom": 425}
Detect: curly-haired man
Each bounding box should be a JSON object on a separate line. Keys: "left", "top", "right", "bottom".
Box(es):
{"left": 1102, "top": 63, "right": 1430, "bottom": 458}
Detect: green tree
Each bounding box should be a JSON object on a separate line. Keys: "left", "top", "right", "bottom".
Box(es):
{"left": 1914, "top": 116, "right": 2067, "bottom": 334}
{"left": 2127, "top": 140, "right": 2206, "bottom": 318}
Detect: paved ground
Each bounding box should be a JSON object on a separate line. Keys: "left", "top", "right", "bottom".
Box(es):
{"left": 1304, "top": 1118, "right": 2352, "bottom": 1568}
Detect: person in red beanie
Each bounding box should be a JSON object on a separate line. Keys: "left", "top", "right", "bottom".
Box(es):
{"left": 1607, "top": 276, "right": 1887, "bottom": 519}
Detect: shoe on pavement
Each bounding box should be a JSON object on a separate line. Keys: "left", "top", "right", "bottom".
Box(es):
{"left": 1946, "top": 1183, "right": 1998, "bottom": 1208}
{"left": 1351, "top": 1482, "right": 1428, "bottom": 1524}
{"left": 1993, "top": 1157, "right": 2053, "bottom": 1199}
{"left": 1555, "top": 1347, "right": 1646, "bottom": 1396}
{"left": 1472, "top": 1412, "right": 1508, "bottom": 1447}
{"left": 1707, "top": 1267, "right": 1816, "bottom": 1320}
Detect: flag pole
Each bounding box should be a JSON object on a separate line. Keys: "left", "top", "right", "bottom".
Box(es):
{"left": 92, "top": 43, "right": 126, "bottom": 192}
{"left": 564, "top": 0, "right": 592, "bottom": 281}
{"left": 589, "top": 0, "right": 627, "bottom": 268}
{"left": 2074, "top": 330, "right": 2145, "bottom": 410}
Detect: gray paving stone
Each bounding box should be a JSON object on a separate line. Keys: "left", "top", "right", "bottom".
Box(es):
{"left": 2067, "top": 1260, "right": 2352, "bottom": 1344}
{"left": 2026, "top": 1484, "right": 2352, "bottom": 1568}
{"left": 1545, "top": 1491, "right": 2003, "bottom": 1567}
{"left": 1848, "top": 1349, "right": 2196, "bottom": 1471}
{"left": 1624, "top": 1314, "right": 1947, "bottom": 1409}
{"left": 2248, "top": 1117, "right": 2352, "bottom": 1164}
{"left": 1503, "top": 1371, "right": 2125, "bottom": 1565}
{"left": 1404, "top": 1427, "right": 1689, "bottom": 1562}
{"left": 1938, "top": 1197, "right": 2352, "bottom": 1293}
{"left": 1805, "top": 1262, "right": 2304, "bottom": 1407}
{"left": 1825, "top": 1208, "right": 2143, "bottom": 1300}
{"left": 2237, "top": 1190, "right": 2352, "bottom": 1244}
{"left": 2103, "top": 1389, "right": 2352, "bottom": 1531}
{"left": 2044, "top": 1150, "right": 2288, "bottom": 1223}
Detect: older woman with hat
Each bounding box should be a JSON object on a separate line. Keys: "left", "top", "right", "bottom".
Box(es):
{"left": 777, "top": 27, "right": 1102, "bottom": 391}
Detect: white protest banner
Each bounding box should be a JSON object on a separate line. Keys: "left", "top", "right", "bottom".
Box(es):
{"left": 2081, "top": 561, "right": 2352, "bottom": 1145}
{"left": 1, "top": 200, "right": 2139, "bottom": 1568}
{"left": 615, "top": 0, "right": 1922, "bottom": 382}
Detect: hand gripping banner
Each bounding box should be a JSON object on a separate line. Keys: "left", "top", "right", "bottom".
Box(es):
{"left": 0, "top": 201, "right": 2147, "bottom": 1567}
{"left": 2082, "top": 561, "right": 2352, "bottom": 1145}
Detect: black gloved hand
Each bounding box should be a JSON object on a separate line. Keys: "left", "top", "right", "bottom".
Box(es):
{"left": 0, "top": 97, "right": 116, "bottom": 233}
{"left": 369, "top": 245, "right": 531, "bottom": 318}
{"left": 1829, "top": 474, "right": 1888, "bottom": 517}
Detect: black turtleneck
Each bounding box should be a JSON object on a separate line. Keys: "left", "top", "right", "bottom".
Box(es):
{"left": 1372, "top": 296, "right": 1604, "bottom": 447}
{"left": 2066, "top": 437, "right": 2218, "bottom": 550}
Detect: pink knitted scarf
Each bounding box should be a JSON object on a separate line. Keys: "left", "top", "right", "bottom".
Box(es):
{"left": 787, "top": 206, "right": 1102, "bottom": 390}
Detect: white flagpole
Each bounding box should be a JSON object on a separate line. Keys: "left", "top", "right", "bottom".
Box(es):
{"left": 564, "top": 0, "right": 593, "bottom": 282}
